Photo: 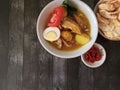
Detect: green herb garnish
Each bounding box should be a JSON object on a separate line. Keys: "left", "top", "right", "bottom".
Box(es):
{"left": 63, "top": 0, "right": 69, "bottom": 5}
{"left": 62, "top": 0, "right": 77, "bottom": 15}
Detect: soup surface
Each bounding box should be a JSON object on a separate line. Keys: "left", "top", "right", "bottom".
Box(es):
{"left": 43, "top": 4, "right": 91, "bottom": 51}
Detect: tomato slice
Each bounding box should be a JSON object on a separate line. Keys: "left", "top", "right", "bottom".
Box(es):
{"left": 48, "top": 6, "right": 65, "bottom": 27}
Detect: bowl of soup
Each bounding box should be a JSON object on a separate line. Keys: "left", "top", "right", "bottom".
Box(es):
{"left": 37, "top": 0, "right": 98, "bottom": 58}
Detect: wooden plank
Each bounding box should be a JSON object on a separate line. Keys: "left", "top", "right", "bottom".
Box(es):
{"left": 107, "top": 42, "right": 120, "bottom": 90}
{"left": 23, "top": 0, "right": 53, "bottom": 90}
{"left": 79, "top": 61, "right": 94, "bottom": 90}
{"left": 93, "top": 66, "right": 109, "bottom": 90}
{"left": 0, "top": 0, "right": 9, "bottom": 90}
{"left": 1, "top": 0, "right": 120, "bottom": 90}
{"left": 67, "top": 58, "right": 80, "bottom": 90}
{"left": 52, "top": 57, "right": 67, "bottom": 90}
{"left": 23, "top": 0, "right": 39, "bottom": 90}
{"left": 36, "top": 40, "right": 53, "bottom": 89}
{"left": 7, "top": 0, "right": 24, "bottom": 90}
{"left": 37, "top": 45, "right": 53, "bottom": 90}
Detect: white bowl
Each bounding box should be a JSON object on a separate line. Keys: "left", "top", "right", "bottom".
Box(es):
{"left": 81, "top": 43, "right": 106, "bottom": 68}
{"left": 37, "top": 0, "right": 98, "bottom": 58}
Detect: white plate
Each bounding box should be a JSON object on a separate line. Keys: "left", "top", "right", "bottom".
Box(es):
{"left": 81, "top": 43, "right": 106, "bottom": 68}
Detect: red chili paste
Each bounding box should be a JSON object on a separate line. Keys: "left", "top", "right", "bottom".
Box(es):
{"left": 84, "top": 45, "right": 102, "bottom": 63}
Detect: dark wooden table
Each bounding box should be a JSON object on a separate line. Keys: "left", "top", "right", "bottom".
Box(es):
{"left": 0, "top": 0, "right": 120, "bottom": 90}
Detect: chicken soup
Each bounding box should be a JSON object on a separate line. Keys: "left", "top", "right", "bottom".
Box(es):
{"left": 43, "top": 1, "right": 91, "bottom": 51}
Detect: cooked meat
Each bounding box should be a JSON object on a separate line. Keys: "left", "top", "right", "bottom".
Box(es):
{"left": 62, "top": 39, "right": 71, "bottom": 47}
{"left": 61, "top": 31, "right": 73, "bottom": 41}
{"left": 61, "top": 17, "right": 81, "bottom": 34}
{"left": 54, "top": 38, "right": 62, "bottom": 49}
{"left": 73, "top": 13, "right": 83, "bottom": 29}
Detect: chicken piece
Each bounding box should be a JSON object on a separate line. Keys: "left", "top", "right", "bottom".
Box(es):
{"left": 73, "top": 13, "right": 84, "bottom": 29}
{"left": 97, "top": 13, "right": 110, "bottom": 25}
{"left": 61, "top": 31, "right": 73, "bottom": 41}
{"left": 54, "top": 38, "right": 62, "bottom": 49}
{"left": 98, "top": 3, "right": 115, "bottom": 11}
{"left": 62, "top": 39, "right": 71, "bottom": 47}
{"left": 61, "top": 17, "right": 81, "bottom": 34}
{"left": 99, "top": 10, "right": 117, "bottom": 19}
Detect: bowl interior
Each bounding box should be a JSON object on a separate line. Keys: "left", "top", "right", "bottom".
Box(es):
{"left": 37, "top": 0, "right": 98, "bottom": 58}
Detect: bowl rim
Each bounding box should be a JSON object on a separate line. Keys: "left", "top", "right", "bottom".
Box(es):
{"left": 36, "top": 0, "right": 98, "bottom": 58}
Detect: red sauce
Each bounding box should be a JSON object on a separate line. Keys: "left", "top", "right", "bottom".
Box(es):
{"left": 84, "top": 45, "right": 101, "bottom": 63}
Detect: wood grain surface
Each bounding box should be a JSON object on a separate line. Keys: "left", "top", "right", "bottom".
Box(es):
{"left": 0, "top": 0, "right": 120, "bottom": 90}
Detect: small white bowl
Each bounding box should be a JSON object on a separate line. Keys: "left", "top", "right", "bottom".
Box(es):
{"left": 81, "top": 43, "right": 106, "bottom": 68}
{"left": 37, "top": 0, "right": 98, "bottom": 58}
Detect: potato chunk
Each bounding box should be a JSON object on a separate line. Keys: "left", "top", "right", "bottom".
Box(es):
{"left": 75, "top": 34, "right": 90, "bottom": 45}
